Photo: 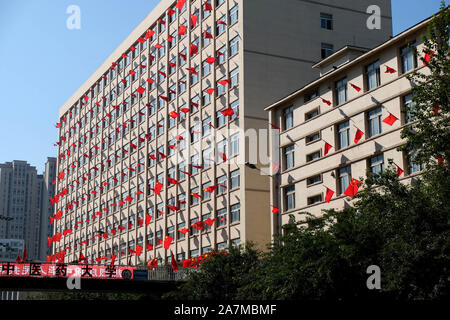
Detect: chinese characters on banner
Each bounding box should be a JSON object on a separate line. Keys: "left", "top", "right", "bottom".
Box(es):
{"left": 0, "top": 263, "right": 135, "bottom": 279}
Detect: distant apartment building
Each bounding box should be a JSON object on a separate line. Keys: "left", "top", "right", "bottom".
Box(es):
{"left": 0, "top": 159, "right": 56, "bottom": 262}
{"left": 266, "top": 16, "right": 432, "bottom": 236}
{"left": 54, "top": 0, "right": 392, "bottom": 265}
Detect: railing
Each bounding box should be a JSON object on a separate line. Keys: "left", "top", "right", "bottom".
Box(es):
{"left": 147, "top": 266, "right": 197, "bottom": 281}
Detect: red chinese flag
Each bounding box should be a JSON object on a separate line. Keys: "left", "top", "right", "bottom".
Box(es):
{"left": 178, "top": 228, "right": 189, "bottom": 235}
{"left": 145, "top": 214, "right": 152, "bottom": 226}
{"left": 178, "top": 24, "right": 187, "bottom": 35}
{"left": 325, "top": 187, "right": 334, "bottom": 203}
{"left": 218, "top": 152, "right": 227, "bottom": 162}
{"left": 186, "top": 67, "right": 197, "bottom": 74}
{"left": 165, "top": 175, "right": 178, "bottom": 185}
{"left": 394, "top": 164, "right": 404, "bottom": 177}
{"left": 324, "top": 142, "right": 333, "bottom": 156}
{"left": 190, "top": 43, "right": 198, "bottom": 55}
{"left": 136, "top": 86, "right": 145, "bottom": 94}
{"left": 58, "top": 171, "right": 65, "bottom": 180}
{"left": 164, "top": 235, "right": 173, "bottom": 249}
{"left": 382, "top": 113, "right": 398, "bottom": 126}
{"left": 176, "top": 0, "right": 186, "bottom": 10}
{"left": 204, "top": 30, "right": 213, "bottom": 39}
{"left": 350, "top": 83, "right": 361, "bottom": 92}
{"left": 220, "top": 106, "right": 234, "bottom": 116}
{"left": 385, "top": 66, "right": 397, "bottom": 74}
{"left": 190, "top": 14, "right": 198, "bottom": 27}
{"left": 204, "top": 1, "right": 212, "bottom": 11}
{"left": 204, "top": 185, "right": 218, "bottom": 193}
{"left": 217, "top": 19, "right": 227, "bottom": 26}
{"left": 354, "top": 128, "right": 364, "bottom": 144}
{"left": 204, "top": 218, "right": 215, "bottom": 226}
{"left": 158, "top": 18, "right": 166, "bottom": 25}
{"left": 206, "top": 57, "right": 216, "bottom": 64}
{"left": 192, "top": 221, "right": 204, "bottom": 230}
{"left": 154, "top": 182, "right": 163, "bottom": 194}
{"left": 344, "top": 179, "right": 363, "bottom": 198}
{"left": 272, "top": 207, "right": 279, "bottom": 214}
{"left": 180, "top": 107, "right": 190, "bottom": 113}
{"left": 271, "top": 123, "right": 280, "bottom": 130}
{"left": 322, "top": 98, "right": 332, "bottom": 106}
{"left": 137, "top": 37, "right": 145, "bottom": 44}
{"left": 171, "top": 251, "right": 179, "bottom": 272}
{"left": 155, "top": 43, "right": 163, "bottom": 49}
{"left": 191, "top": 192, "right": 202, "bottom": 198}
{"left": 205, "top": 88, "right": 215, "bottom": 95}
{"left": 218, "top": 79, "right": 231, "bottom": 86}
{"left": 423, "top": 50, "right": 434, "bottom": 66}
{"left": 145, "top": 29, "right": 155, "bottom": 39}
{"left": 135, "top": 245, "right": 143, "bottom": 257}
{"left": 167, "top": 205, "right": 179, "bottom": 212}
{"left": 169, "top": 111, "right": 180, "bottom": 119}
{"left": 167, "top": 8, "right": 176, "bottom": 16}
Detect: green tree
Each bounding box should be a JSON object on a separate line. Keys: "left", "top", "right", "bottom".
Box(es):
{"left": 164, "top": 245, "right": 260, "bottom": 300}
{"left": 399, "top": 1, "right": 449, "bottom": 168}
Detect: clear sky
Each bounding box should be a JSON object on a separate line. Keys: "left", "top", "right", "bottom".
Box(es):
{"left": 0, "top": 0, "right": 447, "bottom": 173}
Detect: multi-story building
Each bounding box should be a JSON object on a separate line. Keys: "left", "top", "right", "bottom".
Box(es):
{"left": 37, "top": 157, "right": 57, "bottom": 261}
{"left": 54, "top": 0, "right": 392, "bottom": 265}
{"left": 266, "top": 16, "right": 431, "bottom": 236}
{"left": 0, "top": 161, "right": 40, "bottom": 260}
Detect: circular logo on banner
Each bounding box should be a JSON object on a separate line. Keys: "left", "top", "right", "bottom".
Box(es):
{"left": 121, "top": 269, "right": 132, "bottom": 280}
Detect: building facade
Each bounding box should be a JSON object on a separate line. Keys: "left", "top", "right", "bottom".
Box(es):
{"left": 266, "top": 17, "right": 431, "bottom": 236}
{"left": 54, "top": 0, "right": 392, "bottom": 265}
{"left": 37, "top": 158, "right": 57, "bottom": 261}
{"left": 0, "top": 161, "right": 40, "bottom": 260}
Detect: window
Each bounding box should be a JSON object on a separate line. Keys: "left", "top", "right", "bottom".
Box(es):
{"left": 306, "top": 132, "right": 320, "bottom": 144}
{"left": 321, "top": 43, "right": 334, "bottom": 59}
{"left": 305, "top": 108, "right": 319, "bottom": 121}
{"left": 217, "top": 208, "right": 227, "bottom": 227}
{"left": 368, "top": 106, "right": 382, "bottom": 137}
{"left": 190, "top": 66, "right": 199, "bottom": 84}
{"left": 369, "top": 154, "right": 384, "bottom": 174}
{"left": 202, "top": 148, "right": 212, "bottom": 169}
{"left": 365, "top": 60, "right": 381, "bottom": 91}
{"left": 284, "top": 145, "right": 295, "bottom": 170}
{"left": 307, "top": 174, "right": 322, "bottom": 186}
{"left": 230, "top": 204, "right": 240, "bottom": 223}
{"left": 320, "top": 13, "right": 333, "bottom": 30}
{"left": 400, "top": 42, "right": 417, "bottom": 74}
{"left": 307, "top": 151, "right": 321, "bottom": 162}
{"left": 179, "top": 48, "right": 187, "bottom": 66}
{"left": 408, "top": 149, "right": 424, "bottom": 174}
{"left": 202, "top": 117, "right": 212, "bottom": 136}
{"left": 229, "top": 4, "right": 238, "bottom": 25}
{"left": 191, "top": 154, "right": 200, "bottom": 174}
{"left": 190, "top": 217, "right": 199, "bottom": 235}
{"left": 284, "top": 106, "right": 294, "bottom": 130}
{"left": 230, "top": 169, "right": 240, "bottom": 189}
{"left": 217, "top": 46, "right": 227, "bottom": 64}
{"left": 229, "top": 36, "right": 239, "bottom": 57}
{"left": 304, "top": 89, "right": 319, "bottom": 103}
{"left": 230, "top": 133, "right": 239, "bottom": 156}
{"left": 157, "top": 119, "right": 165, "bottom": 135}
{"left": 179, "top": 161, "right": 186, "bottom": 180}
{"left": 202, "top": 59, "right": 211, "bottom": 76}
{"left": 284, "top": 185, "right": 295, "bottom": 211}
{"left": 179, "top": 76, "right": 187, "bottom": 94}
{"left": 308, "top": 194, "right": 323, "bottom": 205}
{"left": 203, "top": 27, "right": 212, "bottom": 47}
{"left": 335, "top": 77, "right": 348, "bottom": 105}
{"left": 177, "top": 222, "right": 186, "bottom": 239}
{"left": 217, "top": 175, "right": 227, "bottom": 194}
{"left": 337, "top": 121, "right": 350, "bottom": 149}
{"left": 230, "top": 67, "right": 239, "bottom": 87}
{"left": 403, "top": 93, "right": 416, "bottom": 124}
{"left": 191, "top": 187, "right": 200, "bottom": 204}
{"left": 216, "top": 15, "right": 226, "bottom": 35}
{"left": 338, "top": 166, "right": 351, "bottom": 195}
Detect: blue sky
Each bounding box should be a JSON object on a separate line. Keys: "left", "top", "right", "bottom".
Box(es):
{"left": 0, "top": 0, "right": 447, "bottom": 173}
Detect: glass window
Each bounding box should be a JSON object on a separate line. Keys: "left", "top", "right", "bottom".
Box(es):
{"left": 307, "top": 194, "right": 323, "bottom": 205}
{"left": 368, "top": 106, "right": 382, "bottom": 137}
{"left": 230, "top": 204, "right": 240, "bottom": 223}
{"left": 284, "top": 145, "right": 295, "bottom": 170}
{"left": 338, "top": 121, "right": 350, "bottom": 149}
{"left": 370, "top": 154, "right": 384, "bottom": 174}
{"left": 365, "top": 60, "right": 381, "bottom": 91}
{"left": 403, "top": 93, "right": 416, "bottom": 123}
{"left": 217, "top": 46, "right": 227, "bottom": 64}
{"left": 284, "top": 185, "right": 295, "bottom": 211}
{"left": 408, "top": 149, "right": 424, "bottom": 174}
{"left": 305, "top": 108, "right": 319, "bottom": 120}
{"left": 320, "top": 13, "right": 333, "bottom": 30}
{"left": 307, "top": 174, "right": 322, "bottom": 186}
{"left": 216, "top": 14, "right": 226, "bottom": 35}
{"left": 230, "top": 67, "right": 239, "bottom": 87}
{"left": 321, "top": 43, "right": 334, "bottom": 59}
{"left": 284, "top": 106, "right": 294, "bottom": 130}
{"left": 338, "top": 166, "right": 351, "bottom": 195}
{"left": 307, "top": 151, "right": 321, "bottom": 162}
{"left": 217, "top": 208, "right": 227, "bottom": 227}
{"left": 202, "top": 59, "right": 211, "bottom": 76}
{"left": 229, "top": 36, "right": 239, "bottom": 57}
{"left": 401, "top": 42, "right": 416, "bottom": 73}
{"left": 191, "top": 187, "right": 200, "bottom": 205}
{"left": 217, "top": 175, "right": 227, "bottom": 194}
{"left": 229, "top": 4, "right": 238, "bottom": 25}
{"left": 335, "top": 77, "right": 348, "bottom": 105}
{"left": 230, "top": 169, "right": 240, "bottom": 189}
{"left": 230, "top": 133, "right": 239, "bottom": 156}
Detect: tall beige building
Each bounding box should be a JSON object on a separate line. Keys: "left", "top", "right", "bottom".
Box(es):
{"left": 266, "top": 16, "right": 431, "bottom": 236}
{"left": 54, "top": 0, "right": 392, "bottom": 265}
